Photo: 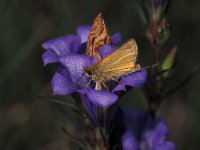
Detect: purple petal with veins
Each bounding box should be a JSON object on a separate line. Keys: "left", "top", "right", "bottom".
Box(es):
{"left": 42, "top": 49, "right": 59, "bottom": 65}
{"left": 99, "top": 44, "right": 116, "bottom": 58}
{"left": 87, "top": 90, "right": 118, "bottom": 109}
{"left": 113, "top": 68, "right": 147, "bottom": 92}
{"left": 59, "top": 54, "right": 90, "bottom": 83}
{"left": 76, "top": 25, "right": 91, "bottom": 43}
{"left": 51, "top": 72, "right": 76, "bottom": 95}
{"left": 42, "top": 35, "right": 80, "bottom": 56}
{"left": 121, "top": 131, "right": 138, "bottom": 150}
{"left": 112, "top": 33, "right": 122, "bottom": 45}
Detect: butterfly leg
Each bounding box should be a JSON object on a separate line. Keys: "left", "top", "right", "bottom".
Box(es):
{"left": 101, "top": 81, "right": 109, "bottom": 91}
{"left": 84, "top": 79, "right": 92, "bottom": 88}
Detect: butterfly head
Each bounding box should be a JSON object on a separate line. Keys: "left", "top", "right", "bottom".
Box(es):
{"left": 83, "top": 66, "right": 93, "bottom": 76}
{"left": 82, "top": 66, "right": 99, "bottom": 81}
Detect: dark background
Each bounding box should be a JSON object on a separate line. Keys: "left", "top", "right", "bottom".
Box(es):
{"left": 0, "top": 0, "right": 200, "bottom": 149}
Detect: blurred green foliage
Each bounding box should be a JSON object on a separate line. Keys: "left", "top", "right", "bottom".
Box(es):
{"left": 0, "top": 0, "right": 200, "bottom": 149}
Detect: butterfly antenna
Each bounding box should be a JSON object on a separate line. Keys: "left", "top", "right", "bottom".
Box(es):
{"left": 111, "top": 77, "right": 119, "bottom": 83}
{"left": 137, "top": 58, "right": 144, "bottom": 62}
{"left": 145, "top": 64, "right": 158, "bottom": 69}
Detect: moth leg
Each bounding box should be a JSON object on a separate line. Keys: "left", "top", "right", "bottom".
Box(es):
{"left": 101, "top": 81, "right": 109, "bottom": 91}
{"left": 84, "top": 79, "right": 92, "bottom": 88}
{"left": 98, "top": 77, "right": 109, "bottom": 90}
{"left": 95, "top": 81, "right": 102, "bottom": 90}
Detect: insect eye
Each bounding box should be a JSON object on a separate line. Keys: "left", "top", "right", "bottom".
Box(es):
{"left": 87, "top": 70, "right": 93, "bottom": 76}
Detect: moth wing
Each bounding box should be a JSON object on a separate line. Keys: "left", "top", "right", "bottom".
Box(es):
{"left": 96, "top": 39, "right": 140, "bottom": 79}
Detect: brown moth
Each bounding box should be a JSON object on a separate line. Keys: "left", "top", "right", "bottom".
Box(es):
{"left": 83, "top": 39, "right": 141, "bottom": 90}
{"left": 86, "top": 13, "right": 112, "bottom": 60}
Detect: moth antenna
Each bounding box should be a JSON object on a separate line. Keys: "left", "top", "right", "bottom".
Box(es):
{"left": 145, "top": 64, "right": 158, "bottom": 69}
{"left": 137, "top": 58, "right": 144, "bottom": 62}
{"left": 111, "top": 77, "right": 119, "bottom": 83}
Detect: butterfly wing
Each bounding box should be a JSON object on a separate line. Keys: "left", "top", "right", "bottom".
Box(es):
{"left": 95, "top": 39, "right": 141, "bottom": 80}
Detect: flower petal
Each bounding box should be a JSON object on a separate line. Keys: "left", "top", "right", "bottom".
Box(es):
{"left": 42, "top": 35, "right": 80, "bottom": 56}
{"left": 77, "top": 89, "right": 90, "bottom": 95}
{"left": 79, "top": 94, "right": 98, "bottom": 124}
{"left": 122, "top": 108, "right": 175, "bottom": 150}
{"left": 99, "top": 44, "right": 116, "bottom": 58}
{"left": 51, "top": 72, "right": 76, "bottom": 95}
{"left": 113, "top": 68, "right": 147, "bottom": 92}
{"left": 140, "top": 117, "right": 175, "bottom": 150}
{"left": 154, "top": 141, "right": 175, "bottom": 150}
{"left": 42, "top": 49, "right": 59, "bottom": 65}
{"left": 86, "top": 90, "right": 118, "bottom": 109}
{"left": 121, "top": 131, "right": 138, "bottom": 150}
{"left": 153, "top": 118, "right": 169, "bottom": 144}
{"left": 76, "top": 25, "right": 91, "bottom": 43}
{"left": 122, "top": 108, "right": 149, "bottom": 140}
{"left": 59, "top": 54, "right": 90, "bottom": 84}
{"left": 150, "top": 118, "right": 175, "bottom": 150}
{"left": 112, "top": 33, "right": 122, "bottom": 45}
{"left": 76, "top": 42, "right": 87, "bottom": 54}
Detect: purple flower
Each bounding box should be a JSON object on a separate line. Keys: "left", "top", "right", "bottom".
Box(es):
{"left": 42, "top": 25, "right": 91, "bottom": 66}
{"left": 42, "top": 25, "right": 147, "bottom": 124}
{"left": 121, "top": 108, "right": 175, "bottom": 150}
